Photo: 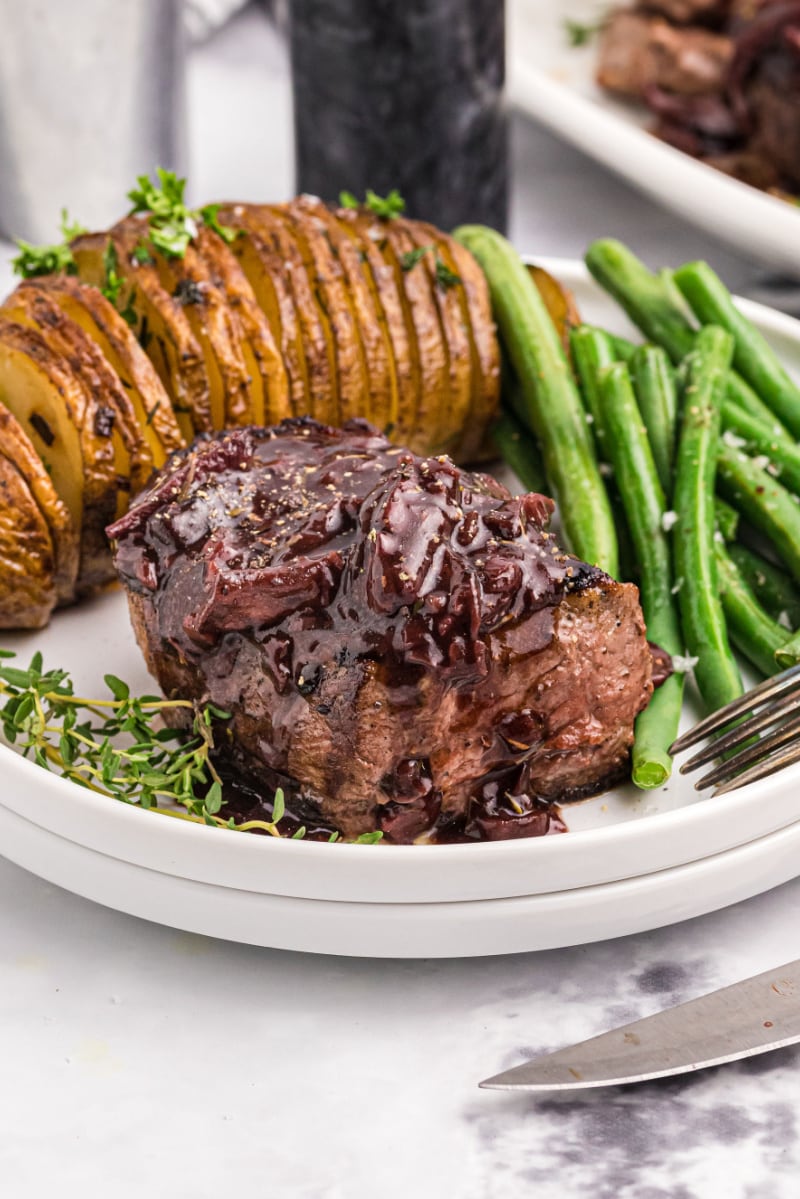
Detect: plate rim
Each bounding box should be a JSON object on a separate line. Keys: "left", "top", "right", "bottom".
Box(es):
{"left": 3, "top": 790, "right": 799, "bottom": 957}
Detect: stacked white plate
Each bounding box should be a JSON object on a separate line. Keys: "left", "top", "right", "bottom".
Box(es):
{"left": 3, "top": 261, "right": 800, "bottom": 958}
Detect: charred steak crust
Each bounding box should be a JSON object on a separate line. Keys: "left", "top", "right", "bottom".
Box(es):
{"left": 108, "top": 419, "right": 654, "bottom": 843}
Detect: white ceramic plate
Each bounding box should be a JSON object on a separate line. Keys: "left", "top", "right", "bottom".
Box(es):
{"left": 2, "top": 790, "right": 799, "bottom": 957}
{"left": 1, "top": 259, "right": 800, "bottom": 931}
{"left": 509, "top": 0, "right": 800, "bottom": 274}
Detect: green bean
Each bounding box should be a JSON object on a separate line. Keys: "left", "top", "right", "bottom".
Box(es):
{"left": 715, "top": 542, "right": 791, "bottom": 677}
{"left": 673, "top": 325, "right": 742, "bottom": 713}
{"left": 631, "top": 345, "right": 677, "bottom": 495}
{"left": 674, "top": 260, "right": 800, "bottom": 438}
{"left": 609, "top": 334, "right": 638, "bottom": 363}
{"left": 568, "top": 325, "right": 642, "bottom": 580}
{"left": 717, "top": 444, "right": 800, "bottom": 584}
{"left": 492, "top": 409, "right": 547, "bottom": 495}
{"left": 720, "top": 400, "right": 800, "bottom": 495}
{"left": 725, "top": 372, "right": 792, "bottom": 437}
{"left": 595, "top": 362, "right": 684, "bottom": 787}
{"left": 585, "top": 239, "right": 695, "bottom": 361}
{"left": 502, "top": 353, "right": 533, "bottom": 431}
{"left": 775, "top": 629, "right": 800, "bottom": 669}
{"left": 454, "top": 225, "right": 618, "bottom": 574}
{"left": 727, "top": 543, "right": 800, "bottom": 626}
{"left": 570, "top": 325, "right": 618, "bottom": 460}
{"left": 714, "top": 497, "right": 740, "bottom": 542}
{"left": 585, "top": 239, "right": 793, "bottom": 439}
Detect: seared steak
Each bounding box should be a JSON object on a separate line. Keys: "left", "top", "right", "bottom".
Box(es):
{"left": 597, "top": 11, "right": 733, "bottom": 98}
{"left": 108, "top": 420, "right": 654, "bottom": 843}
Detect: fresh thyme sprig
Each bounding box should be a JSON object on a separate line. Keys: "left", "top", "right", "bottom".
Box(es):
{"left": 0, "top": 651, "right": 383, "bottom": 844}
{"left": 0, "top": 650, "right": 277, "bottom": 833}
{"left": 127, "top": 168, "right": 237, "bottom": 258}
{"left": 12, "top": 209, "right": 86, "bottom": 280}
{"left": 340, "top": 188, "right": 406, "bottom": 220}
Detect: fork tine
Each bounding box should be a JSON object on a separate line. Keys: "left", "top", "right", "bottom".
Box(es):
{"left": 679, "top": 689, "right": 800, "bottom": 773}
{"left": 693, "top": 711, "right": 800, "bottom": 791}
{"left": 712, "top": 739, "right": 800, "bottom": 797}
{"left": 669, "top": 663, "right": 800, "bottom": 754}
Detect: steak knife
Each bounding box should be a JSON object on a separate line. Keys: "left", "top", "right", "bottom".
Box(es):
{"left": 481, "top": 959, "right": 800, "bottom": 1091}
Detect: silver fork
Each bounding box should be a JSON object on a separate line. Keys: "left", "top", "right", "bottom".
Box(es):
{"left": 669, "top": 664, "right": 800, "bottom": 795}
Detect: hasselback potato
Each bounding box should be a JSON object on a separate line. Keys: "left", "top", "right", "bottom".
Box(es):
{"left": 0, "top": 191, "right": 500, "bottom": 628}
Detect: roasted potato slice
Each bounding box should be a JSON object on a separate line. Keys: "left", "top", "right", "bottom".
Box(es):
{"left": 24, "top": 274, "right": 182, "bottom": 468}
{"left": 527, "top": 264, "right": 581, "bottom": 354}
{"left": 0, "top": 454, "right": 57, "bottom": 629}
{"left": 216, "top": 204, "right": 306, "bottom": 416}
{"left": 445, "top": 234, "right": 501, "bottom": 461}
{"left": 71, "top": 228, "right": 213, "bottom": 440}
{"left": 292, "top": 197, "right": 393, "bottom": 430}
{"left": 335, "top": 208, "right": 419, "bottom": 447}
{"left": 193, "top": 224, "right": 291, "bottom": 427}
{"left": 262, "top": 204, "right": 341, "bottom": 425}
{"left": 376, "top": 216, "right": 450, "bottom": 455}
{"left": 0, "top": 400, "right": 78, "bottom": 605}
{"left": 0, "top": 318, "right": 116, "bottom": 592}
{"left": 398, "top": 219, "right": 473, "bottom": 458}
{"left": 2, "top": 283, "right": 154, "bottom": 518}
{"left": 115, "top": 216, "right": 255, "bottom": 430}
{"left": 245, "top": 204, "right": 334, "bottom": 423}
{"left": 280, "top": 200, "right": 371, "bottom": 424}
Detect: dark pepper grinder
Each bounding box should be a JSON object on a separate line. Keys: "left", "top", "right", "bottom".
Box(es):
{"left": 289, "top": 0, "right": 508, "bottom": 232}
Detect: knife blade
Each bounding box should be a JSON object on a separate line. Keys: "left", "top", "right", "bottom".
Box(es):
{"left": 481, "top": 958, "right": 800, "bottom": 1091}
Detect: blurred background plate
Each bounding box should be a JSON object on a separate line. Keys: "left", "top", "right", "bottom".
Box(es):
{"left": 509, "top": 0, "right": 800, "bottom": 275}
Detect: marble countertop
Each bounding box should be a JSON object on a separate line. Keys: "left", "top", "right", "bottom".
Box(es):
{"left": 2, "top": 6, "right": 800, "bottom": 1197}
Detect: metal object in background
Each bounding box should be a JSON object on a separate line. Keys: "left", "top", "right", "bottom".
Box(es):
{"left": 482, "top": 958, "right": 800, "bottom": 1091}
{"left": 289, "top": 0, "right": 508, "bottom": 231}
{"left": 0, "top": 0, "right": 186, "bottom": 244}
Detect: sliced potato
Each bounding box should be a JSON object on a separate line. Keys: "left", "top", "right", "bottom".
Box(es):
{"left": 193, "top": 224, "right": 291, "bottom": 427}
{"left": 71, "top": 228, "right": 213, "bottom": 440}
{"left": 0, "top": 400, "right": 78, "bottom": 605}
{"left": 0, "top": 455, "right": 57, "bottom": 629}
{"left": 377, "top": 216, "right": 450, "bottom": 455}
{"left": 246, "top": 204, "right": 334, "bottom": 423}
{"left": 335, "top": 208, "right": 418, "bottom": 446}
{"left": 216, "top": 204, "right": 306, "bottom": 416}
{"left": 2, "top": 282, "right": 154, "bottom": 518}
{"left": 115, "top": 216, "right": 255, "bottom": 430}
{"left": 29, "top": 274, "right": 183, "bottom": 467}
{"left": 0, "top": 317, "right": 116, "bottom": 592}
{"left": 263, "top": 204, "right": 341, "bottom": 425}
{"left": 445, "top": 234, "right": 501, "bottom": 461}
{"left": 527, "top": 264, "right": 581, "bottom": 354}
{"left": 293, "top": 197, "right": 393, "bottom": 430}
{"left": 281, "top": 200, "right": 371, "bottom": 424}
{"left": 398, "top": 218, "right": 473, "bottom": 458}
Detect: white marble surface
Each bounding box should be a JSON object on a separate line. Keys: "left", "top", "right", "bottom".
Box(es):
{"left": 2, "top": 5, "right": 800, "bottom": 1197}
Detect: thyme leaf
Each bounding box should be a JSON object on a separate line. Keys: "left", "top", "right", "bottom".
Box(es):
{"left": 400, "top": 244, "right": 434, "bottom": 272}
{"left": 564, "top": 16, "right": 606, "bottom": 47}
{"left": 339, "top": 189, "right": 406, "bottom": 219}
{"left": 12, "top": 209, "right": 86, "bottom": 279}
{"left": 434, "top": 255, "right": 461, "bottom": 290}
{"left": 127, "top": 169, "right": 237, "bottom": 259}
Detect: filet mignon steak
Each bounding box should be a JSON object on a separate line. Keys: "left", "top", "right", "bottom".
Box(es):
{"left": 108, "top": 419, "right": 654, "bottom": 843}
